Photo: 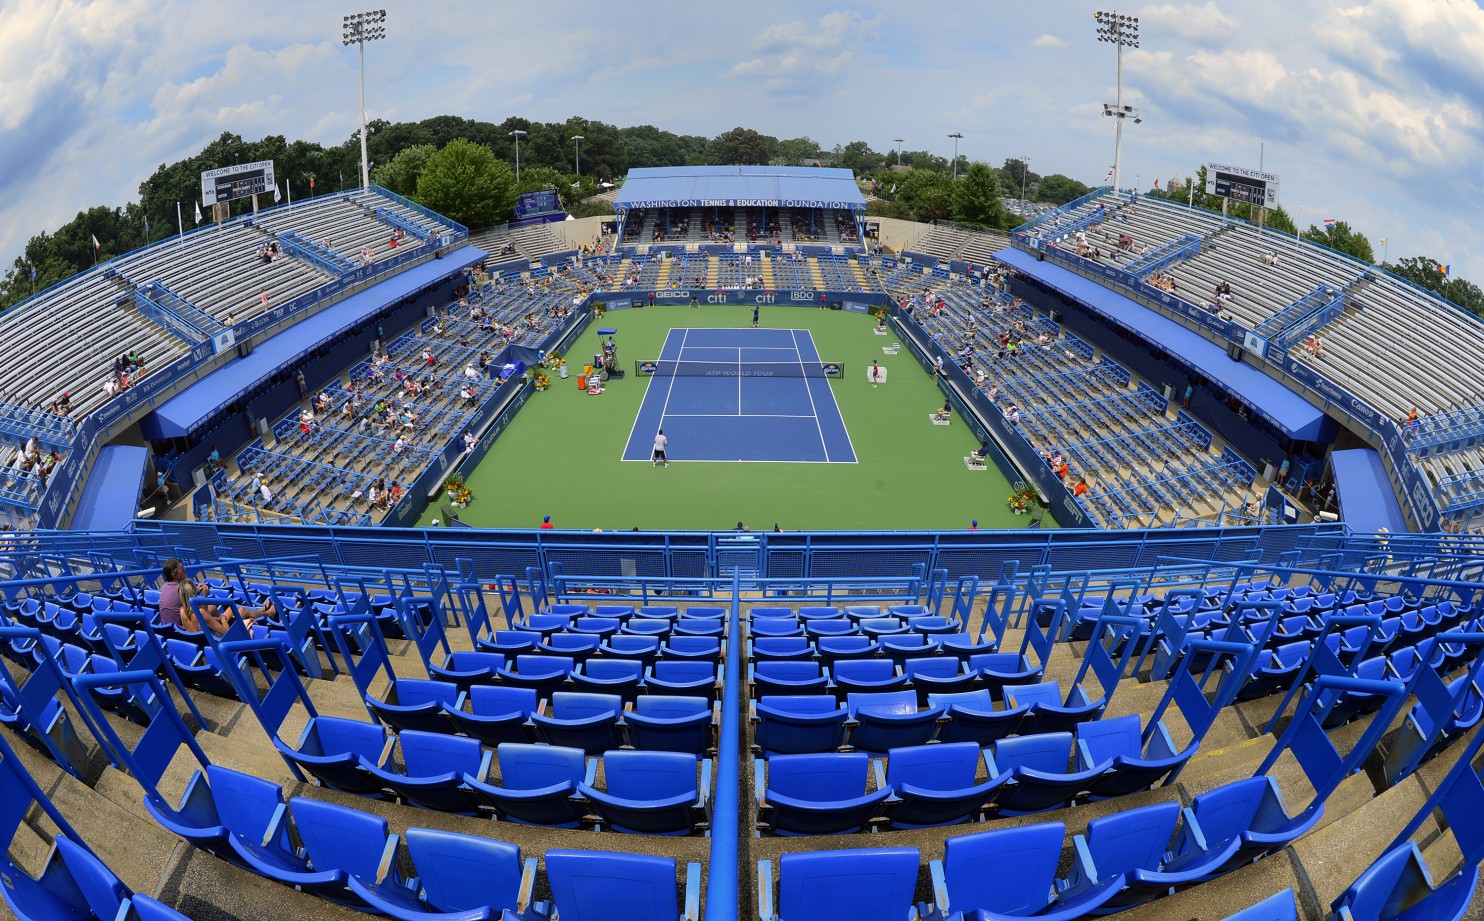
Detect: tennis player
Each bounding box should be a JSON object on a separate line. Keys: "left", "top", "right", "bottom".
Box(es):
{"left": 652, "top": 429, "right": 670, "bottom": 468}
{"left": 752, "top": 305, "right": 760, "bottom": 328}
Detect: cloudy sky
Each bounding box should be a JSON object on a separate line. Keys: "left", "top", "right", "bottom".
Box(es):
{"left": 2, "top": 0, "right": 1480, "bottom": 276}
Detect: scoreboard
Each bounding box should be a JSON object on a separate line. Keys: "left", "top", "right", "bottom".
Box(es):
{"left": 1204, "top": 163, "right": 1279, "bottom": 209}
{"left": 201, "top": 160, "right": 278, "bottom": 207}
{"left": 514, "top": 189, "right": 561, "bottom": 220}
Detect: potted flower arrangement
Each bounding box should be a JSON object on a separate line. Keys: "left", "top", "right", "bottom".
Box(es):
{"left": 533, "top": 370, "right": 550, "bottom": 391}
{"left": 1007, "top": 482, "right": 1038, "bottom": 515}
{"left": 445, "top": 474, "right": 473, "bottom": 507}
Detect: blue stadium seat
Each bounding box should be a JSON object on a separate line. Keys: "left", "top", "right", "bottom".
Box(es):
{"left": 1006, "top": 679, "right": 1107, "bottom": 735}
{"left": 755, "top": 752, "right": 891, "bottom": 835}
{"left": 144, "top": 764, "right": 289, "bottom": 867}
{"left": 929, "top": 689, "right": 1027, "bottom": 747}
{"left": 600, "top": 634, "right": 662, "bottom": 664}
{"left": 753, "top": 695, "right": 849, "bottom": 757}
{"left": 1059, "top": 800, "right": 1184, "bottom": 910}
{"left": 1330, "top": 844, "right": 1477, "bottom": 921}
{"left": 830, "top": 658, "right": 906, "bottom": 695}
{"left": 805, "top": 618, "right": 859, "bottom": 639}
{"left": 1237, "top": 642, "right": 1310, "bottom": 701}
{"left": 1223, "top": 890, "right": 1298, "bottom": 921}
{"left": 463, "top": 742, "right": 593, "bottom": 827}
{"left": 476, "top": 630, "right": 538, "bottom": 657}
{"left": 751, "top": 616, "right": 804, "bottom": 638}
{"left": 571, "top": 616, "right": 622, "bottom": 638}
{"left": 1165, "top": 776, "right": 1323, "bottom": 878}
{"left": 816, "top": 635, "right": 879, "bottom": 666}
{"left": 751, "top": 660, "right": 829, "bottom": 697}
{"left": 273, "top": 715, "right": 392, "bottom": 795}
{"left": 571, "top": 658, "right": 646, "bottom": 702}
{"left": 428, "top": 650, "right": 507, "bottom": 691}
{"left": 441, "top": 685, "right": 538, "bottom": 747}
{"left": 750, "top": 636, "right": 814, "bottom": 661}
{"left": 495, "top": 654, "right": 575, "bottom": 699}
{"left": 581, "top": 749, "right": 709, "bottom": 835}
{"left": 532, "top": 691, "right": 626, "bottom": 753}
{"left": 535, "top": 850, "right": 700, "bottom": 921}
{"left": 362, "top": 729, "right": 490, "bottom": 814}
{"left": 931, "top": 821, "right": 1124, "bottom": 921}
{"left": 879, "top": 741, "right": 997, "bottom": 828}
{"left": 646, "top": 659, "right": 721, "bottom": 701}
{"left": 758, "top": 847, "right": 920, "bottom": 921}
{"left": 365, "top": 677, "right": 461, "bottom": 734}
{"left": 844, "top": 690, "right": 944, "bottom": 755}
{"left": 538, "top": 633, "right": 602, "bottom": 662}
{"left": 228, "top": 796, "right": 377, "bottom": 906}
{"left": 626, "top": 695, "right": 714, "bottom": 756}
{"left": 878, "top": 633, "right": 939, "bottom": 665}
{"left": 347, "top": 827, "right": 536, "bottom": 920}
{"left": 658, "top": 635, "right": 723, "bottom": 663}
{"left": 985, "top": 731, "right": 1104, "bottom": 815}
{"left": 969, "top": 651, "right": 1045, "bottom": 695}
{"left": 902, "top": 656, "right": 977, "bottom": 701}
{"left": 1074, "top": 713, "right": 1198, "bottom": 798}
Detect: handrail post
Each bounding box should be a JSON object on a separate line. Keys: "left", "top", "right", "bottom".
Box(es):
{"left": 703, "top": 570, "right": 743, "bottom": 921}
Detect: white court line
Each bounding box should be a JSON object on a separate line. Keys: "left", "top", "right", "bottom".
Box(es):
{"left": 664, "top": 412, "right": 816, "bottom": 418}
{"left": 789, "top": 329, "right": 831, "bottom": 462}
{"left": 620, "top": 328, "right": 688, "bottom": 461}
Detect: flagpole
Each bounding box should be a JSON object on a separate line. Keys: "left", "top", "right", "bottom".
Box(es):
{"left": 177, "top": 202, "right": 184, "bottom": 241}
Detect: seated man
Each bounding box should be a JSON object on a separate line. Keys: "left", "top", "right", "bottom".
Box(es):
{"left": 969, "top": 440, "right": 991, "bottom": 467}
{"left": 933, "top": 399, "right": 951, "bottom": 422}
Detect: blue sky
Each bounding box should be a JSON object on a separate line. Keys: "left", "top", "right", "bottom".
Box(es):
{"left": 2, "top": 0, "right": 1481, "bottom": 277}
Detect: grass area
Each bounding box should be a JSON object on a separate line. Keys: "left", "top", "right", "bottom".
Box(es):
{"left": 426, "top": 305, "right": 1044, "bottom": 531}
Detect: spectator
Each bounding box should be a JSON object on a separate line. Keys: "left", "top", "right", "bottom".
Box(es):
{"left": 1073, "top": 477, "right": 1090, "bottom": 497}
{"left": 540, "top": 515, "right": 554, "bottom": 529}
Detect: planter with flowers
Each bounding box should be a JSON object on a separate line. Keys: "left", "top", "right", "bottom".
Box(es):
{"left": 1007, "top": 482, "right": 1038, "bottom": 515}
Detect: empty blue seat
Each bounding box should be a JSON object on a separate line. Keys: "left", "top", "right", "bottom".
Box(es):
{"left": 365, "top": 678, "right": 460, "bottom": 735}
{"left": 442, "top": 685, "right": 538, "bottom": 747}
{"left": 1060, "top": 800, "right": 1184, "bottom": 909}
{"left": 844, "top": 690, "right": 943, "bottom": 755}
{"left": 1237, "top": 641, "right": 1309, "bottom": 701}
{"left": 646, "top": 660, "right": 721, "bottom": 701}
{"left": 347, "top": 827, "right": 536, "bottom": 920}
{"left": 626, "top": 695, "right": 713, "bottom": 756}
{"left": 750, "top": 636, "right": 814, "bottom": 661}
{"left": 1331, "top": 842, "right": 1477, "bottom": 921}
{"left": 571, "top": 616, "right": 622, "bottom": 638}
{"left": 229, "top": 796, "right": 377, "bottom": 906}
{"left": 144, "top": 764, "right": 287, "bottom": 867}
{"left": 363, "top": 729, "right": 490, "bottom": 813}
{"left": 428, "top": 651, "right": 507, "bottom": 691}
{"left": 1006, "top": 679, "right": 1106, "bottom": 735}
{"left": 759, "top": 847, "right": 920, "bottom": 921}
{"left": 599, "top": 634, "right": 662, "bottom": 664}
{"left": 1163, "top": 776, "right": 1322, "bottom": 879}
{"left": 878, "top": 633, "right": 939, "bottom": 665}
{"left": 902, "top": 656, "right": 977, "bottom": 701}
{"left": 659, "top": 635, "right": 722, "bottom": 663}
{"left": 880, "top": 741, "right": 996, "bottom": 828}
{"left": 532, "top": 692, "right": 625, "bottom": 753}
{"left": 620, "top": 619, "right": 671, "bottom": 640}
{"left": 751, "top": 616, "right": 804, "bottom": 638}
{"left": 756, "top": 752, "right": 891, "bottom": 835}
{"left": 969, "top": 651, "right": 1045, "bottom": 695}
{"left": 581, "top": 749, "right": 709, "bottom": 835}
{"left": 1224, "top": 890, "right": 1298, "bottom": 921}
{"left": 571, "top": 658, "right": 646, "bottom": 702}
{"left": 538, "top": 633, "right": 601, "bottom": 662}
{"left": 1074, "top": 713, "right": 1197, "bottom": 798}
{"left": 816, "top": 635, "right": 878, "bottom": 666}
{"left": 539, "top": 849, "right": 700, "bottom": 921}
{"left": 931, "top": 821, "right": 1124, "bottom": 920}
{"left": 495, "top": 655, "right": 574, "bottom": 699}
{"left": 985, "top": 731, "right": 1104, "bottom": 815}
{"left": 464, "top": 742, "right": 592, "bottom": 827}
{"left": 859, "top": 617, "right": 909, "bottom": 639}
{"left": 511, "top": 613, "right": 571, "bottom": 636}
{"left": 753, "top": 695, "right": 849, "bottom": 757}
{"left": 274, "top": 715, "right": 391, "bottom": 795}
{"left": 476, "top": 630, "right": 537, "bottom": 657}
{"left": 929, "top": 689, "right": 1027, "bottom": 747}
{"left": 831, "top": 658, "right": 906, "bottom": 696}
{"left": 805, "top": 618, "right": 859, "bottom": 639}
{"left": 752, "top": 660, "right": 829, "bottom": 697}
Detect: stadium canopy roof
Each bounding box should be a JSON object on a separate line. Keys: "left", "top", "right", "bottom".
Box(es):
{"left": 995, "top": 246, "right": 1329, "bottom": 441}
{"left": 612, "top": 166, "right": 866, "bottom": 212}
{"left": 72, "top": 445, "right": 148, "bottom": 531}
{"left": 1330, "top": 448, "right": 1410, "bottom": 533}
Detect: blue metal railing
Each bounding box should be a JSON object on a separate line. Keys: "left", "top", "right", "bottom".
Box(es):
{"left": 1255, "top": 283, "right": 1349, "bottom": 351}
{"left": 1123, "top": 232, "right": 1202, "bottom": 278}
{"left": 1012, "top": 186, "right": 1112, "bottom": 236}
{"left": 277, "top": 230, "right": 357, "bottom": 275}
{"left": 363, "top": 184, "right": 468, "bottom": 240}
{"left": 0, "top": 400, "right": 74, "bottom": 449}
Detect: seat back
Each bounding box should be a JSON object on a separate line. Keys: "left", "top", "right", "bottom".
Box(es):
{"left": 776, "top": 847, "right": 920, "bottom": 921}
{"left": 991, "top": 732, "right": 1073, "bottom": 775}
{"left": 603, "top": 750, "right": 699, "bottom": 800}
{"left": 289, "top": 796, "right": 390, "bottom": 879}
{"left": 885, "top": 741, "right": 980, "bottom": 791}
{"left": 544, "top": 849, "right": 680, "bottom": 921}
{"left": 767, "top": 752, "right": 869, "bottom": 800}
{"left": 496, "top": 742, "right": 586, "bottom": 790}
{"left": 1083, "top": 800, "right": 1181, "bottom": 877}
{"left": 943, "top": 822, "right": 1064, "bottom": 916}
{"left": 398, "top": 730, "right": 484, "bottom": 778}
{"left": 403, "top": 827, "right": 524, "bottom": 913}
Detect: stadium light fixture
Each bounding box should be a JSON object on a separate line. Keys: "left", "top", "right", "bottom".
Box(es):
{"left": 1019, "top": 155, "right": 1031, "bottom": 207}
{"left": 893, "top": 137, "right": 904, "bottom": 167}
{"left": 509, "top": 130, "right": 527, "bottom": 183}
{"left": 1094, "top": 10, "right": 1140, "bottom": 192}
{"left": 572, "top": 135, "right": 585, "bottom": 178}
{"left": 947, "top": 132, "right": 964, "bottom": 180}
{"left": 342, "top": 9, "right": 387, "bottom": 191}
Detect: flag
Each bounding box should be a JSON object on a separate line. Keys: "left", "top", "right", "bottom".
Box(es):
{"left": 194, "top": 201, "right": 203, "bottom": 225}
{"left": 1103, "top": 166, "right": 1114, "bottom": 181}
{"left": 29, "top": 265, "right": 35, "bottom": 282}
{"left": 143, "top": 215, "right": 149, "bottom": 237}
{"left": 90, "top": 234, "right": 99, "bottom": 250}
{"left": 1322, "top": 218, "right": 1336, "bottom": 227}
{"left": 1438, "top": 264, "right": 1452, "bottom": 276}
{"left": 273, "top": 185, "right": 281, "bottom": 204}
{"left": 890, "top": 184, "right": 897, "bottom": 193}
{"left": 310, "top": 176, "right": 316, "bottom": 191}
{"left": 1153, "top": 177, "right": 1160, "bottom": 189}
{"left": 1377, "top": 238, "right": 1387, "bottom": 244}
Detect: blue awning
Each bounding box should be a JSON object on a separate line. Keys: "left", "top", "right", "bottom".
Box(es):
{"left": 995, "top": 247, "right": 1329, "bottom": 441}
{"left": 1330, "top": 448, "right": 1410, "bottom": 534}
{"left": 72, "top": 445, "right": 148, "bottom": 531}
{"left": 142, "top": 247, "right": 484, "bottom": 440}
{"left": 613, "top": 166, "right": 866, "bottom": 211}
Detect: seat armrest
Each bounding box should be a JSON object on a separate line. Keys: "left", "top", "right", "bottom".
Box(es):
{"left": 263, "top": 802, "right": 289, "bottom": 850}
{"left": 698, "top": 760, "right": 713, "bottom": 812}
{"left": 682, "top": 861, "right": 702, "bottom": 921}
{"left": 757, "top": 859, "right": 776, "bottom": 921}
{"left": 930, "top": 859, "right": 949, "bottom": 916}
{"left": 872, "top": 758, "right": 888, "bottom": 793}
{"left": 375, "top": 833, "right": 400, "bottom": 885}
{"left": 517, "top": 857, "right": 537, "bottom": 915}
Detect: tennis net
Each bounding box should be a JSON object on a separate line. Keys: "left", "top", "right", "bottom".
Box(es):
{"left": 634, "top": 359, "right": 845, "bottom": 379}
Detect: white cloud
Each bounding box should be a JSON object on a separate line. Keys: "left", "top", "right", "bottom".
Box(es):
{"left": 1032, "top": 34, "right": 1067, "bottom": 48}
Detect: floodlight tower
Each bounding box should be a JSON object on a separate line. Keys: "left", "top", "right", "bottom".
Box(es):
{"left": 509, "top": 130, "right": 527, "bottom": 183}
{"left": 893, "top": 137, "right": 904, "bottom": 167}
{"left": 572, "top": 135, "right": 585, "bottom": 177}
{"left": 947, "top": 133, "right": 964, "bottom": 180}
{"left": 342, "top": 9, "right": 387, "bottom": 191}
{"left": 1095, "top": 10, "right": 1140, "bottom": 192}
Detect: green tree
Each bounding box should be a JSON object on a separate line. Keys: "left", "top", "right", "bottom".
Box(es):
{"left": 1035, "top": 173, "right": 1090, "bottom": 206}
{"left": 951, "top": 162, "right": 1009, "bottom": 230}
{"left": 895, "top": 169, "right": 954, "bottom": 222}
{"left": 371, "top": 143, "right": 435, "bottom": 198}
{"left": 707, "top": 127, "right": 778, "bottom": 165}
{"left": 1001, "top": 158, "right": 1036, "bottom": 198}
{"left": 1302, "top": 220, "right": 1374, "bottom": 263}
{"left": 1383, "top": 256, "right": 1484, "bottom": 317}
{"left": 774, "top": 136, "right": 822, "bottom": 166}
{"left": 1263, "top": 205, "right": 1297, "bottom": 236}
{"left": 415, "top": 138, "right": 517, "bottom": 229}
{"left": 831, "top": 140, "right": 881, "bottom": 175}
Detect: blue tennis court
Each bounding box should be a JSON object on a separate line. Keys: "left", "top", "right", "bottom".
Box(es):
{"left": 622, "top": 328, "right": 856, "bottom": 463}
